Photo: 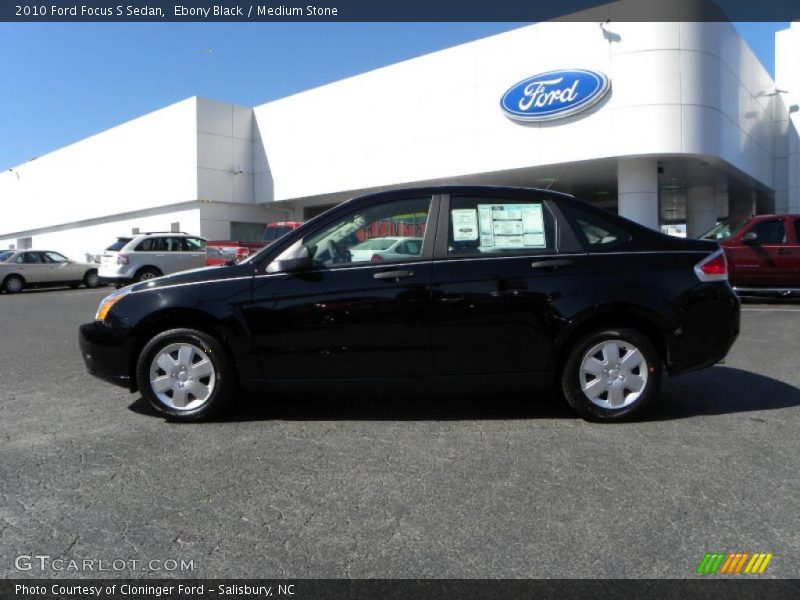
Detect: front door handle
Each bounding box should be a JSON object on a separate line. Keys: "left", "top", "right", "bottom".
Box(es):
{"left": 776, "top": 249, "right": 792, "bottom": 256}
{"left": 373, "top": 270, "right": 414, "bottom": 280}
{"left": 530, "top": 259, "right": 573, "bottom": 270}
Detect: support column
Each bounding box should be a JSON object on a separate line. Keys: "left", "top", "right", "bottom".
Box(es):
{"left": 686, "top": 185, "right": 717, "bottom": 238}
{"left": 618, "top": 158, "right": 659, "bottom": 230}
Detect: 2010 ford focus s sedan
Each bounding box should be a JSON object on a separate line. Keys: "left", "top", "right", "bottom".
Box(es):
{"left": 78, "top": 186, "right": 740, "bottom": 422}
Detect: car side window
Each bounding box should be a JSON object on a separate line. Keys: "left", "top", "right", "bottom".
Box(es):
{"left": 750, "top": 220, "right": 787, "bottom": 244}
{"left": 22, "top": 252, "right": 42, "bottom": 264}
{"left": 794, "top": 220, "right": 800, "bottom": 244}
{"left": 557, "top": 204, "right": 632, "bottom": 250}
{"left": 136, "top": 237, "right": 169, "bottom": 252}
{"left": 303, "top": 197, "right": 430, "bottom": 267}
{"left": 181, "top": 237, "right": 206, "bottom": 252}
{"left": 446, "top": 196, "right": 556, "bottom": 256}
{"left": 44, "top": 252, "right": 68, "bottom": 263}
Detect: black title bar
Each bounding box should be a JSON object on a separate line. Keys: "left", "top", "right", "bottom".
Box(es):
{"left": 2, "top": 0, "right": 800, "bottom": 22}
{"left": 4, "top": 579, "right": 800, "bottom": 600}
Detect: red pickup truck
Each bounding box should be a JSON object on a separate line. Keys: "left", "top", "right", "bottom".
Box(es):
{"left": 701, "top": 214, "right": 800, "bottom": 297}
{"left": 206, "top": 222, "right": 304, "bottom": 266}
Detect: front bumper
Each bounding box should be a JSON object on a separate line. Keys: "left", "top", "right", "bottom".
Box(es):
{"left": 79, "top": 321, "right": 134, "bottom": 390}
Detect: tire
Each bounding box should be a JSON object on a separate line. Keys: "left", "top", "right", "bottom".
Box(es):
{"left": 136, "top": 328, "right": 233, "bottom": 421}
{"left": 135, "top": 267, "right": 162, "bottom": 283}
{"left": 3, "top": 275, "right": 24, "bottom": 294}
{"left": 83, "top": 270, "right": 100, "bottom": 288}
{"left": 560, "top": 327, "right": 662, "bottom": 422}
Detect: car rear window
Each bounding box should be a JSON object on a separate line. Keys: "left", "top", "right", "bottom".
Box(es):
{"left": 0, "top": 250, "right": 13, "bottom": 262}
{"left": 106, "top": 238, "right": 132, "bottom": 252}
{"left": 700, "top": 219, "right": 749, "bottom": 241}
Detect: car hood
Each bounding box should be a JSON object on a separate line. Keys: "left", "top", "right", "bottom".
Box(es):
{"left": 129, "top": 264, "right": 252, "bottom": 292}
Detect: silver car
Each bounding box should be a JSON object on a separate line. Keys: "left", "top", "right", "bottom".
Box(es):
{"left": 0, "top": 250, "right": 101, "bottom": 294}
{"left": 98, "top": 232, "right": 208, "bottom": 286}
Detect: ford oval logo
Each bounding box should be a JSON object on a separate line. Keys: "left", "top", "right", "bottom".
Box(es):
{"left": 501, "top": 69, "right": 611, "bottom": 122}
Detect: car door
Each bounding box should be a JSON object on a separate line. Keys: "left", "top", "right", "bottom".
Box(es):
{"left": 430, "top": 192, "right": 594, "bottom": 376}
{"left": 243, "top": 195, "right": 437, "bottom": 380}
{"left": 729, "top": 219, "right": 794, "bottom": 286}
{"left": 180, "top": 237, "right": 208, "bottom": 270}
{"left": 16, "top": 252, "right": 49, "bottom": 283}
{"left": 43, "top": 251, "right": 81, "bottom": 282}
{"left": 793, "top": 219, "right": 800, "bottom": 284}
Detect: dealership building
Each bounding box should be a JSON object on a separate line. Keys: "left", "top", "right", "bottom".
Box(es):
{"left": 1, "top": 13, "right": 800, "bottom": 259}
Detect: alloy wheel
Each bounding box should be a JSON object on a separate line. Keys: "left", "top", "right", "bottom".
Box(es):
{"left": 578, "top": 339, "right": 648, "bottom": 409}
{"left": 148, "top": 342, "right": 216, "bottom": 411}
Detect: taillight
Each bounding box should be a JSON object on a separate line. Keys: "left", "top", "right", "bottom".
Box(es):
{"left": 116, "top": 254, "right": 128, "bottom": 265}
{"left": 370, "top": 254, "right": 384, "bottom": 262}
{"left": 236, "top": 247, "right": 249, "bottom": 260}
{"left": 694, "top": 249, "right": 728, "bottom": 282}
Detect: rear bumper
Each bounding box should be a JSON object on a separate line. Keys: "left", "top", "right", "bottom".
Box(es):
{"left": 734, "top": 286, "right": 800, "bottom": 298}
{"left": 79, "top": 321, "right": 134, "bottom": 390}
{"left": 667, "top": 283, "right": 741, "bottom": 376}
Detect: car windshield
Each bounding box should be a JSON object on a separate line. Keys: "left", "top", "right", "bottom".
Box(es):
{"left": 0, "top": 250, "right": 13, "bottom": 262}
{"left": 700, "top": 219, "right": 749, "bottom": 241}
{"left": 351, "top": 238, "right": 397, "bottom": 251}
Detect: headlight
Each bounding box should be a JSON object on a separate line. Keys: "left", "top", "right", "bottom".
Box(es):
{"left": 95, "top": 287, "right": 131, "bottom": 321}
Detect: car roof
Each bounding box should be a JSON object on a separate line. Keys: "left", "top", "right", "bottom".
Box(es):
{"left": 353, "top": 185, "right": 575, "bottom": 203}
{"left": 743, "top": 214, "right": 800, "bottom": 220}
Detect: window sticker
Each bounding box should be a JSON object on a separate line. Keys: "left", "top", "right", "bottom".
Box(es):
{"left": 452, "top": 209, "right": 479, "bottom": 241}
{"left": 477, "top": 203, "right": 546, "bottom": 249}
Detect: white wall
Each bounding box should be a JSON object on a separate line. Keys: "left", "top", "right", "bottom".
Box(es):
{"left": 253, "top": 21, "right": 781, "bottom": 203}
{"left": 196, "top": 98, "right": 256, "bottom": 205}
{"left": 0, "top": 98, "right": 199, "bottom": 234}
{"left": 0, "top": 207, "right": 202, "bottom": 261}
{"left": 776, "top": 22, "right": 800, "bottom": 213}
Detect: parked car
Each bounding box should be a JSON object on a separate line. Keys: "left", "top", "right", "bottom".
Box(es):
{"left": 98, "top": 232, "right": 207, "bottom": 286}
{"left": 0, "top": 250, "right": 101, "bottom": 293}
{"left": 79, "top": 186, "right": 740, "bottom": 422}
{"left": 206, "top": 241, "right": 268, "bottom": 266}
{"left": 349, "top": 236, "right": 424, "bottom": 262}
{"left": 262, "top": 221, "right": 303, "bottom": 243}
{"left": 701, "top": 214, "right": 800, "bottom": 297}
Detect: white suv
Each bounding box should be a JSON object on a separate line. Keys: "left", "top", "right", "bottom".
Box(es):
{"left": 99, "top": 232, "right": 207, "bottom": 286}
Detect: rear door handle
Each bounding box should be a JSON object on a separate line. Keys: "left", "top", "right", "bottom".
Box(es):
{"left": 776, "top": 249, "right": 792, "bottom": 255}
{"left": 373, "top": 270, "right": 414, "bottom": 280}
{"left": 530, "top": 259, "right": 573, "bottom": 269}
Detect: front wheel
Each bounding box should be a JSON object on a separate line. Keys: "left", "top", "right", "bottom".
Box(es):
{"left": 136, "top": 328, "right": 233, "bottom": 421}
{"left": 561, "top": 327, "right": 662, "bottom": 422}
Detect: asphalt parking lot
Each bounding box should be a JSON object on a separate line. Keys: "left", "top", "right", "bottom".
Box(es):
{"left": 0, "top": 286, "right": 798, "bottom": 579}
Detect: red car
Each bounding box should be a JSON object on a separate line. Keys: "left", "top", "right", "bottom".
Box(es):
{"left": 701, "top": 214, "right": 800, "bottom": 297}
{"left": 262, "top": 221, "right": 303, "bottom": 242}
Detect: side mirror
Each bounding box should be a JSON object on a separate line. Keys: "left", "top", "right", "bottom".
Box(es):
{"left": 741, "top": 231, "right": 758, "bottom": 244}
{"left": 267, "top": 245, "right": 312, "bottom": 274}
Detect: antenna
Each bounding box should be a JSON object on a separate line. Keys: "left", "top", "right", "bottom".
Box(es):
{"left": 545, "top": 164, "right": 571, "bottom": 190}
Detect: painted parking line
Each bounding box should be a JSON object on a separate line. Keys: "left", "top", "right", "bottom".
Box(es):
{"left": 741, "top": 307, "right": 800, "bottom": 313}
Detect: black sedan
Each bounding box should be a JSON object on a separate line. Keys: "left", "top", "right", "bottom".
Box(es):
{"left": 79, "top": 186, "right": 740, "bottom": 422}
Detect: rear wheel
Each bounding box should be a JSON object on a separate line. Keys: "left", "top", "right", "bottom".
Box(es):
{"left": 3, "top": 275, "right": 24, "bottom": 294}
{"left": 136, "top": 328, "right": 233, "bottom": 421}
{"left": 561, "top": 327, "right": 662, "bottom": 422}
{"left": 83, "top": 270, "right": 100, "bottom": 288}
{"left": 135, "top": 267, "right": 162, "bottom": 283}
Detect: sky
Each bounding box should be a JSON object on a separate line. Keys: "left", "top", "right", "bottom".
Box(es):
{"left": 0, "top": 21, "right": 790, "bottom": 171}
